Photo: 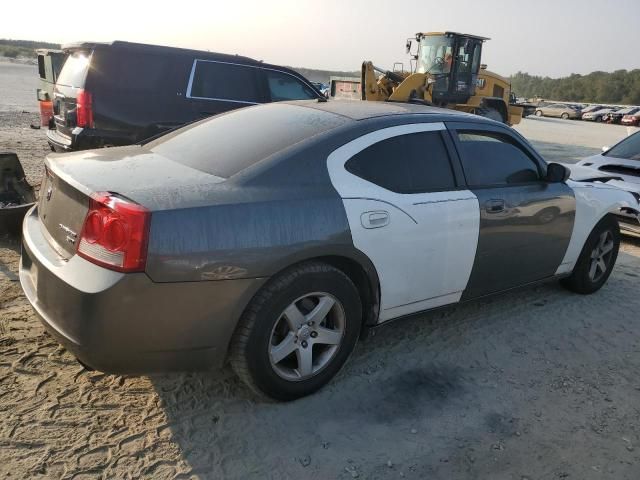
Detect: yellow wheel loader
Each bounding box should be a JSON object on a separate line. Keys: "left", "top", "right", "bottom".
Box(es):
{"left": 361, "top": 32, "right": 523, "bottom": 125}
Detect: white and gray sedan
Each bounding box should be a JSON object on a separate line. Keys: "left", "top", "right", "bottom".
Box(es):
{"left": 19, "top": 101, "right": 640, "bottom": 400}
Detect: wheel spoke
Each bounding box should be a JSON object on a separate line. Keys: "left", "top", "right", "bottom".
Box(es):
{"left": 283, "top": 303, "right": 305, "bottom": 330}
{"left": 306, "top": 296, "right": 335, "bottom": 325}
{"left": 270, "top": 332, "right": 298, "bottom": 364}
{"left": 597, "top": 258, "right": 607, "bottom": 275}
{"left": 295, "top": 346, "right": 314, "bottom": 377}
{"left": 313, "top": 326, "right": 342, "bottom": 345}
{"left": 598, "top": 231, "right": 610, "bottom": 249}
{"left": 600, "top": 240, "right": 614, "bottom": 255}
{"left": 589, "top": 259, "right": 598, "bottom": 280}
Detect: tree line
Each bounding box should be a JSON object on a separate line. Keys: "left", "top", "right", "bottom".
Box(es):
{"left": 510, "top": 70, "right": 640, "bottom": 105}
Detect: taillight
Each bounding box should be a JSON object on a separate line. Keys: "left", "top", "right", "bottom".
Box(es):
{"left": 76, "top": 89, "right": 94, "bottom": 128}
{"left": 77, "top": 193, "right": 150, "bottom": 273}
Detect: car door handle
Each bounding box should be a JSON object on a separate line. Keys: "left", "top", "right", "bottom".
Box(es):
{"left": 485, "top": 199, "right": 505, "bottom": 214}
{"left": 361, "top": 210, "right": 390, "bottom": 229}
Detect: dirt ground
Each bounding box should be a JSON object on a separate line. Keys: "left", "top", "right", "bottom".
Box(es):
{"left": 2, "top": 111, "right": 640, "bottom": 479}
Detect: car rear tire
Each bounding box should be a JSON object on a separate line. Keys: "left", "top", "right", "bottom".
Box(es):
{"left": 560, "top": 215, "right": 620, "bottom": 294}
{"left": 535, "top": 110, "right": 543, "bottom": 117}
{"left": 561, "top": 113, "right": 569, "bottom": 119}
{"left": 595, "top": 116, "right": 603, "bottom": 123}
{"left": 229, "top": 261, "right": 362, "bottom": 401}
{"left": 476, "top": 106, "right": 505, "bottom": 123}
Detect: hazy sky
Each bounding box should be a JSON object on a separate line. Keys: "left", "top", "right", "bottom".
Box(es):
{"left": 4, "top": 0, "right": 639, "bottom": 77}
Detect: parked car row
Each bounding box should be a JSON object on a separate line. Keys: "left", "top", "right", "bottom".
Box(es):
{"left": 534, "top": 102, "right": 640, "bottom": 124}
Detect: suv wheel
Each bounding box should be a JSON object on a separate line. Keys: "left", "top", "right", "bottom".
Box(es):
{"left": 230, "top": 262, "right": 362, "bottom": 401}
{"left": 560, "top": 215, "right": 619, "bottom": 294}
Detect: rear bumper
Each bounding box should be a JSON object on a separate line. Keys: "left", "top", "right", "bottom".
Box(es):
{"left": 46, "top": 127, "right": 133, "bottom": 152}
{"left": 19, "top": 206, "right": 266, "bottom": 373}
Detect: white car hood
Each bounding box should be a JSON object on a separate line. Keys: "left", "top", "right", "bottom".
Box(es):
{"left": 574, "top": 154, "right": 640, "bottom": 191}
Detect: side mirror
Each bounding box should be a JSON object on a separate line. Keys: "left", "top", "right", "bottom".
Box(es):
{"left": 602, "top": 146, "right": 609, "bottom": 153}
{"left": 546, "top": 162, "right": 571, "bottom": 183}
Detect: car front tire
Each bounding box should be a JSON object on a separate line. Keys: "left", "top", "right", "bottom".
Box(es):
{"left": 560, "top": 215, "right": 620, "bottom": 294}
{"left": 229, "top": 262, "right": 362, "bottom": 401}
{"left": 535, "top": 110, "right": 543, "bottom": 117}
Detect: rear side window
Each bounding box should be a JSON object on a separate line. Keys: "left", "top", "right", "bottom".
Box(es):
{"left": 345, "top": 131, "right": 456, "bottom": 193}
{"left": 37, "top": 55, "right": 46, "bottom": 79}
{"left": 189, "top": 60, "right": 261, "bottom": 103}
{"left": 90, "top": 50, "right": 171, "bottom": 91}
{"left": 265, "top": 70, "right": 317, "bottom": 101}
{"left": 56, "top": 51, "right": 91, "bottom": 88}
{"left": 455, "top": 130, "right": 540, "bottom": 186}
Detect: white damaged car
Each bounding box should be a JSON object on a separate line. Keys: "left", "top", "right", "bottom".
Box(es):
{"left": 573, "top": 131, "right": 640, "bottom": 235}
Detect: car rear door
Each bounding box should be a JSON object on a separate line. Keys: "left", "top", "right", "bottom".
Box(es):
{"left": 447, "top": 122, "right": 576, "bottom": 299}
{"left": 327, "top": 122, "right": 480, "bottom": 322}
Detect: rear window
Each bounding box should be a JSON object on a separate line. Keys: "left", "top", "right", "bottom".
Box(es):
{"left": 189, "top": 60, "right": 261, "bottom": 103}
{"left": 56, "top": 51, "right": 91, "bottom": 88}
{"left": 147, "top": 103, "right": 348, "bottom": 178}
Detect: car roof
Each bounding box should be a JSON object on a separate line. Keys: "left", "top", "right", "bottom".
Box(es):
{"left": 287, "top": 99, "right": 478, "bottom": 121}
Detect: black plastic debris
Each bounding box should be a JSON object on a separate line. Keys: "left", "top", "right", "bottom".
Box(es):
{"left": 0, "top": 152, "right": 36, "bottom": 237}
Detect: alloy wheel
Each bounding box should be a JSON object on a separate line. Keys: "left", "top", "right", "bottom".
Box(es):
{"left": 588, "top": 230, "right": 615, "bottom": 282}
{"left": 269, "top": 292, "right": 345, "bottom": 381}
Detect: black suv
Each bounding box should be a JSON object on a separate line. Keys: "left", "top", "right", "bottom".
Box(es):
{"left": 47, "top": 41, "right": 322, "bottom": 152}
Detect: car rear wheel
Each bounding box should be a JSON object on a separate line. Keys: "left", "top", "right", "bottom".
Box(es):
{"left": 561, "top": 113, "right": 569, "bottom": 119}
{"left": 535, "top": 110, "right": 543, "bottom": 117}
{"left": 560, "top": 215, "right": 619, "bottom": 294}
{"left": 229, "top": 262, "right": 362, "bottom": 401}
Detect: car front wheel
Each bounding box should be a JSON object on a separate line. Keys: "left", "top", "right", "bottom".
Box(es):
{"left": 560, "top": 215, "right": 620, "bottom": 294}
{"left": 229, "top": 262, "right": 362, "bottom": 401}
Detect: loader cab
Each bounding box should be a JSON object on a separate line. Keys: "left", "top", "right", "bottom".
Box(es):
{"left": 414, "top": 32, "right": 486, "bottom": 105}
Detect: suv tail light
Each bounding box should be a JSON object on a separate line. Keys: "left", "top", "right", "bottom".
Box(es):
{"left": 77, "top": 193, "right": 150, "bottom": 272}
{"left": 76, "top": 89, "right": 94, "bottom": 128}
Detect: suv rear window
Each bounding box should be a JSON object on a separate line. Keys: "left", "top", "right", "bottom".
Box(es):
{"left": 147, "top": 103, "right": 348, "bottom": 178}
{"left": 56, "top": 51, "right": 91, "bottom": 88}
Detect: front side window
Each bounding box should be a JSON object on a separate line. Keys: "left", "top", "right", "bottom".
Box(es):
{"left": 345, "top": 131, "right": 456, "bottom": 193}
{"left": 417, "top": 36, "right": 455, "bottom": 74}
{"left": 189, "top": 60, "right": 261, "bottom": 103}
{"left": 265, "top": 70, "right": 317, "bottom": 101}
{"left": 456, "top": 130, "right": 540, "bottom": 186}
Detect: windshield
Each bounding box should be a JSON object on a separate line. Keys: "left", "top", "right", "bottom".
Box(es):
{"left": 606, "top": 132, "right": 640, "bottom": 160}
{"left": 417, "top": 36, "right": 454, "bottom": 74}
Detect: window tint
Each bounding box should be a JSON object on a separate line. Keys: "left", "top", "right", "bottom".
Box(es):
{"left": 37, "top": 55, "right": 46, "bottom": 79}
{"left": 456, "top": 130, "right": 540, "bottom": 186}
{"left": 265, "top": 70, "right": 317, "bottom": 101}
{"left": 91, "top": 50, "right": 170, "bottom": 91}
{"left": 56, "top": 51, "right": 91, "bottom": 88}
{"left": 606, "top": 131, "right": 640, "bottom": 161}
{"left": 345, "top": 132, "right": 455, "bottom": 193}
{"left": 190, "top": 61, "right": 261, "bottom": 102}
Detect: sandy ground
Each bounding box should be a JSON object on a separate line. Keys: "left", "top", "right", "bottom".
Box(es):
{"left": 2, "top": 105, "right": 640, "bottom": 478}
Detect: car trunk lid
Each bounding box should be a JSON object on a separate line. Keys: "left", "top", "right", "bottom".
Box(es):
{"left": 39, "top": 146, "right": 226, "bottom": 258}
